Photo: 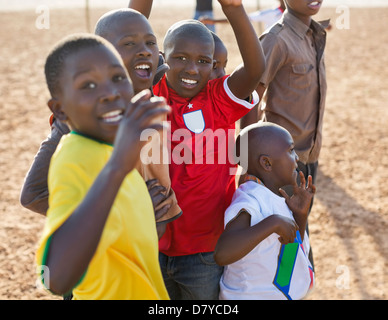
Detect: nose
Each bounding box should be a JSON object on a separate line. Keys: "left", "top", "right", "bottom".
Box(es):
{"left": 185, "top": 60, "right": 199, "bottom": 75}
{"left": 99, "top": 82, "right": 120, "bottom": 103}
{"left": 136, "top": 43, "right": 152, "bottom": 57}
{"left": 295, "top": 152, "right": 299, "bottom": 163}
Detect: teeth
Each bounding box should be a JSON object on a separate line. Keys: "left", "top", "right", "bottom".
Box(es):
{"left": 182, "top": 78, "right": 197, "bottom": 85}
{"left": 101, "top": 110, "right": 123, "bottom": 123}
{"left": 310, "top": 1, "right": 319, "bottom": 5}
{"left": 135, "top": 64, "right": 150, "bottom": 70}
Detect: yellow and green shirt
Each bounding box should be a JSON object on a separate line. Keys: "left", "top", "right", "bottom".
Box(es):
{"left": 36, "top": 132, "right": 169, "bottom": 300}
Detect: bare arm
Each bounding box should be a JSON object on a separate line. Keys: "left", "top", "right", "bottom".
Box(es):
{"left": 219, "top": 0, "right": 265, "bottom": 100}
{"left": 214, "top": 210, "right": 298, "bottom": 266}
{"left": 128, "top": 0, "right": 153, "bottom": 18}
{"left": 239, "top": 83, "right": 266, "bottom": 128}
{"left": 239, "top": 104, "right": 258, "bottom": 129}
{"left": 46, "top": 90, "right": 170, "bottom": 295}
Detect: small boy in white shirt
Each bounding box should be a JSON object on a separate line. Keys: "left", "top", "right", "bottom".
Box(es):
{"left": 215, "top": 121, "right": 315, "bottom": 300}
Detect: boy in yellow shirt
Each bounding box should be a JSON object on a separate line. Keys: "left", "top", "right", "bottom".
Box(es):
{"left": 36, "top": 33, "right": 170, "bottom": 300}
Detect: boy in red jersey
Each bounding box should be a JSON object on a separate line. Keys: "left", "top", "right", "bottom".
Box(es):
{"left": 129, "top": 0, "right": 265, "bottom": 299}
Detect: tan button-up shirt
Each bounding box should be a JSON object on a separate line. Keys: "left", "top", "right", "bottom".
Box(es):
{"left": 259, "top": 11, "right": 328, "bottom": 164}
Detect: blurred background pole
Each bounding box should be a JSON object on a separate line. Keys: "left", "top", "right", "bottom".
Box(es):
{"left": 85, "top": 0, "right": 91, "bottom": 32}
{"left": 256, "top": 0, "right": 264, "bottom": 35}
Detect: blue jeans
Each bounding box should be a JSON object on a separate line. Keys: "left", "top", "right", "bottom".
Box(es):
{"left": 159, "top": 252, "right": 223, "bottom": 300}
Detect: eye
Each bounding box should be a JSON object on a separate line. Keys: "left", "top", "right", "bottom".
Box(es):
{"left": 147, "top": 40, "right": 157, "bottom": 46}
{"left": 178, "top": 56, "right": 187, "bottom": 61}
{"left": 113, "top": 74, "right": 127, "bottom": 82}
{"left": 198, "top": 58, "right": 211, "bottom": 64}
{"left": 124, "top": 41, "right": 136, "bottom": 46}
{"left": 81, "top": 82, "right": 96, "bottom": 90}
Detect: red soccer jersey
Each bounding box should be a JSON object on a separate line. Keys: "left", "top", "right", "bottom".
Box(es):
{"left": 153, "top": 75, "right": 259, "bottom": 256}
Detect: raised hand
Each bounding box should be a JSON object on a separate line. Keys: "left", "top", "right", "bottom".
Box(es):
{"left": 146, "top": 178, "right": 171, "bottom": 221}
{"left": 279, "top": 172, "right": 316, "bottom": 217}
{"left": 111, "top": 89, "right": 170, "bottom": 175}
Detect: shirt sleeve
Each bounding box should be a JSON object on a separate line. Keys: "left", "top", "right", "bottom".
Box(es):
{"left": 224, "top": 186, "right": 262, "bottom": 228}
{"left": 211, "top": 76, "right": 260, "bottom": 126}
{"left": 20, "top": 124, "right": 66, "bottom": 214}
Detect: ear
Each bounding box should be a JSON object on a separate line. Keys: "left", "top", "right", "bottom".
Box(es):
{"left": 259, "top": 154, "right": 272, "bottom": 172}
{"left": 47, "top": 98, "right": 67, "bottom": 122}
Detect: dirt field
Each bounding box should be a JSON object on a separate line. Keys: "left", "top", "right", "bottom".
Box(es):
{"left": 0, "top": 5, "right": 387, "bottom": 300}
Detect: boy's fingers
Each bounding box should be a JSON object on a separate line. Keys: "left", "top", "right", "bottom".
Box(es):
{"left": 131, "top": 89, "right": 152, "bottom": 104}
{"left": 299, "top": 171, "right": 306, "bottom": 188}
{"left": 278, "top": 188, "right": 289, "bottom": 200}
{"left": 146, "top": 121, "right": 170, "bottom": 135}
{"left": 124, "top": 90, "right": 168, "bottom": 123}
{"left": 149, "top": 184, "right": 167, "bottom": 197}
{"left": 125, "top": 89, "right": 152, "bottom": 117}
{"left": 138, "top": 105, "right": 171, "bottom": 130}
{"left": 155, "top": 204, "right": 171, "bottom": 221}
{"left": 146, "top": 178, "right": 159, "bottom": 188}
{"left": 305, "top": 175, "right": 316, "bottom": 194}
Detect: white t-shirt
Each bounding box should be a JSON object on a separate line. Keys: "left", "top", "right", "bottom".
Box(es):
{"left": 219, "top": 181, "right": 314, "bottom": 300}
{"left": 249, "top": 7, "right": 284, "bottom": 30}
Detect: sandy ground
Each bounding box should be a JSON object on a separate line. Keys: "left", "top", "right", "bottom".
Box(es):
{"left": 0, "top": 5, "right": 387, "bottom": 300}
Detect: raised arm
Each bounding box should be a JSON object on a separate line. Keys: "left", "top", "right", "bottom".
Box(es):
{"left": 128, "top": 0, "right": 153, "bottom": 18}
{"left": 219, "top": 0, "right": 265, "bottom": 100}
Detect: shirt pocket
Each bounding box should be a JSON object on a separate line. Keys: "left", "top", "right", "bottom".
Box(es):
{"left": 289, "top": 63, "right": 314, "bottom": 90}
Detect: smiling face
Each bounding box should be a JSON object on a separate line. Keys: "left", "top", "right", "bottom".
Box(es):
{"left": 100, "top": 12, "right": 159, "bottom": 94}
{"left": 55, "top": 45, "right": 134, "bottom": 145}
{"left": 163, "top": 22, "right": 214, "bottom": 98}
{"left": 285, "top": 0, "right": 323, "bottom": 25}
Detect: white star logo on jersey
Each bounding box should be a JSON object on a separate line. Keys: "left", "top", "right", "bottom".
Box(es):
{"left": 187, "top": 103, "right": 193, "bottom": 109}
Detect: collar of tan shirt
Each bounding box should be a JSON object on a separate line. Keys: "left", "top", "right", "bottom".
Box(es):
{"left": 282, "top": 10, "right": 329, "bottom": 40}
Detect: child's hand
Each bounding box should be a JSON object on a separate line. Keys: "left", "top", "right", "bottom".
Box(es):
{"left": 111, "top": 89, "right": 170, "bottom": 174}
{"left": 267, "top": 214, "right": 299, "bottom": 245}
{"left": 146, "top": 178, "right": 171, "bottom": 239}
{"left": 279, "top": 172, "right": 316, "bottom": 218}
{"left": 217, "top": 0, "right": 243, "bottom": 7}
{"left": 146, "top": 178, "right": 171, "bottom": 221}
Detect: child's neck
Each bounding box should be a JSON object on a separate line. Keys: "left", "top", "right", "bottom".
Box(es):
{"left": 244, "top": 173, "right": 281, "bottom": 196}
{"left": 287, "top": 8, "right": 312, "bottom": 27}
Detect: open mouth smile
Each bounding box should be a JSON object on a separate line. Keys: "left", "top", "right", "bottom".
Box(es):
{"left": 308, "top": 1, "right": 321, "bottom": 9}
{"left": 181, "top": 78, "right": 198, "bottom": 88}
{"left": 134, "top": 63, "right": 152, "bottom": 79}
{"left": 101, "top": 109, "right": 124, "bottom": 124}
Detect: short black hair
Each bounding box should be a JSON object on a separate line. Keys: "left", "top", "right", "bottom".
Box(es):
{"left": 163, "top": 19, "right": 214, "bottom": 53}
{"left": 44, "top": 33, "right": 119, "bottom": 96}
{"left": 94, "top": 8, "right": 145, "bottom": 38}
